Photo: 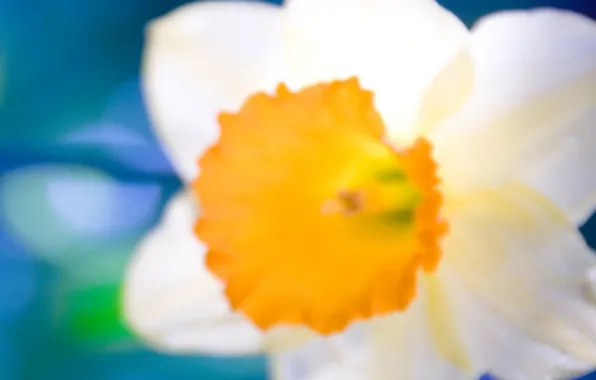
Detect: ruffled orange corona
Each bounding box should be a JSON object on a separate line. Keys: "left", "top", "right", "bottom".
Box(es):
{"left": 193, "top": 78, "right": 447, "bottom": 334}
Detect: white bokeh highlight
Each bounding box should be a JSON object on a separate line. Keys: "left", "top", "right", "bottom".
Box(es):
{"left": 0, "top": 165, "right": 161, "bottom": 265}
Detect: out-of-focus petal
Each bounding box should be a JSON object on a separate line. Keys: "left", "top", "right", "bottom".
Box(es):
{"left": 283, "top": 0, "right": 469, "bottom": 143}
{"left": 368, "top": 298, "right": 474, "bottom": 380}
{"left": 271, "top": 293, "right": 474, "bottom": 380}
{"left": 143, "top": 1, "right": 285, "bottom": 182}
{"left": 431, "top": 9, "right": 596, "bottom": 224}
{"left": 270, "top": 325, "right": 371, "bottom": 380}
{"left": 123, "top": 191, "right": 264, "bottom": 354}
{"left": 415, "top": 49, "right": 474, "bottom": 137}
{"left": 522, "top": 108, "right": 596, "bottom": 226}
{"left": 442, "top": 183, "right": 596, "bottom": 377}
{"left": 435, "top": 263, "right": 591, "bottom": 380}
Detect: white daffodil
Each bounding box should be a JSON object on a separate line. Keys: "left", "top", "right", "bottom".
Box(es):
{"left": 123, "top": 1, "right": 596, "bottom": 379}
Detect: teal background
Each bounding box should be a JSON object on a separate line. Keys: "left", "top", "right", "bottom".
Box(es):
{"left": 0, "top": 0, "right": 594, "bottom": 379}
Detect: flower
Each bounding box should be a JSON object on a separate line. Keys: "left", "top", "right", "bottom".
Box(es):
{"left": 123, "top": 0, "right": 596, "bottom": 379}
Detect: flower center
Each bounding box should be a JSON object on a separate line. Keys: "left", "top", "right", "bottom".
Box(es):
{"left": 193, "top": 78, "right": 447, "bottom": 334}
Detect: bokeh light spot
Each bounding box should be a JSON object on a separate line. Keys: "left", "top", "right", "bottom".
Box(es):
{"left": 0, "top": 165, "right": 161, "bottom": 264}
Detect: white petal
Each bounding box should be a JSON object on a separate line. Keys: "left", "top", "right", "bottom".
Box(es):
{"left": 369, "top": 296, "right": 474, "bottom": 380}
{"left": 436, "top": 264, "right": 591, "bottom": 380}
{"left": 523, "top": 108, "right": 596, "bottom": 226}
{"left": 270, "top": 325, "right": 372, "bottom": 380}
{"left": 432, "top": 9, "right": 596, "bottom": 224}
{"left": 123, "top": 191, "right": 264, "bottom": 354}
{"left": 442, "top": 183, "right": 596, "bottom": 377}
{"left": 283, "top": 0, "right": 469, "bottom": 143}
{"left": 143, "top": 1, "right": 285, "bottom": 182}
{"left": 415, "top": 48, "right": 474, "bottom": 137}
{"left": 271, "top": 294, "right": 474, "bottom": 380}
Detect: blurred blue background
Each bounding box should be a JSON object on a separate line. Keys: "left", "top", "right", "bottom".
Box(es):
{"left": 0, "top": 0, "right": 594, "bottom": 379}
